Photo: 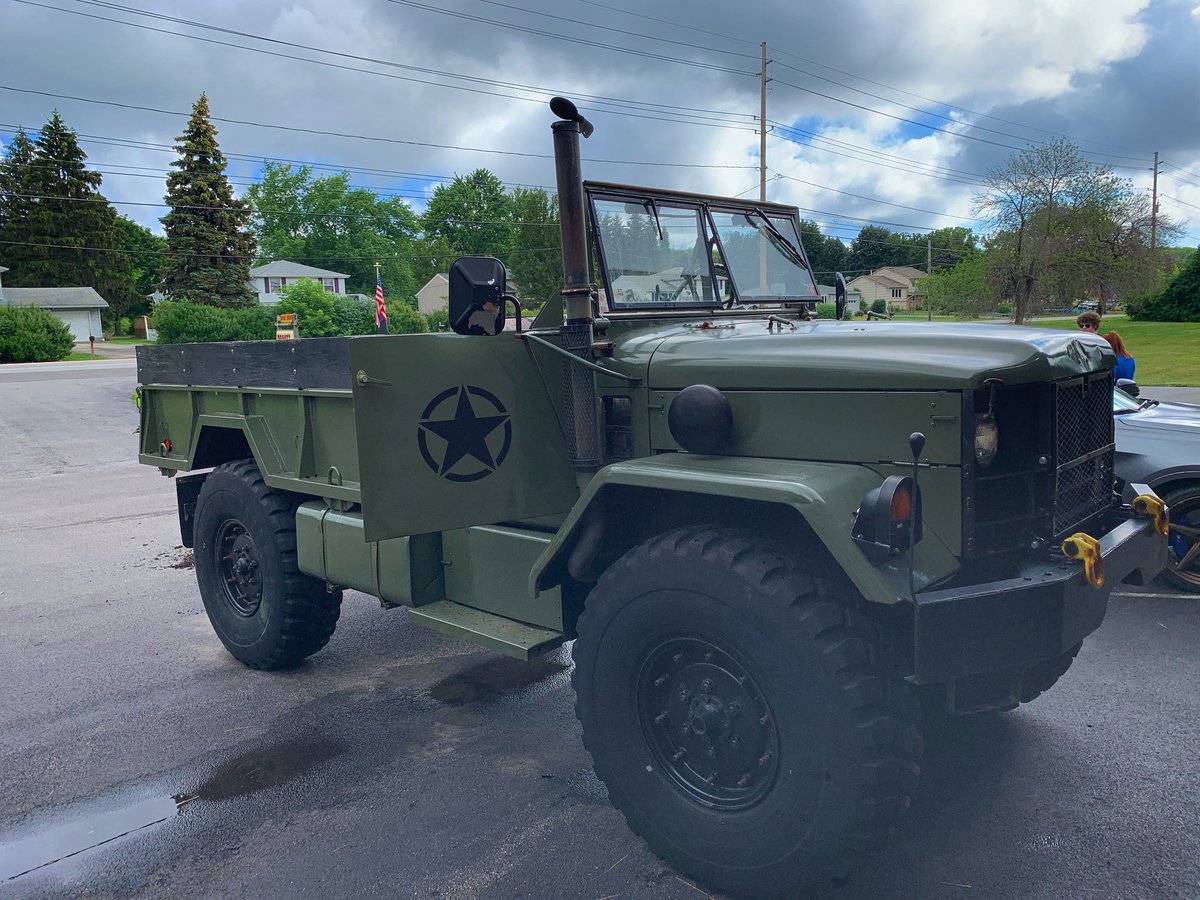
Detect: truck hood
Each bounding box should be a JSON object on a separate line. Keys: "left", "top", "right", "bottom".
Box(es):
{"left": 636, "top": 319, "right": 1114, "bottom": 391}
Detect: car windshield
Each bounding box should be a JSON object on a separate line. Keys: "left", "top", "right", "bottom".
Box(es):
{"left": 1113, "top": 387, "right": 1142, "bottom": 413}
{"left": 592, "top": 198, "right": 720, "bottom": 308}
{"left": 708, "top": 209, "right": 819, "bottom": 304}
{"left": 590, "top": 190, "right": 817, "bottom": 310}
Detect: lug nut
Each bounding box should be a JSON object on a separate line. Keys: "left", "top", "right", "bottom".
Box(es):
{"left": 654, "top": 674, "right": 669, "bottom": 687}
{"left": 759, "top": 713, "right": 771, "bottom": 726}
{"left": 758, "top": 751, "right": 772, "bottom": 767}
{"left": 729, "top": 735, "right": 742, "bottom": 750}
{"left": 682, "top": 723, "right": 691, "bottom": 735}
{"left": 706, "top": 746, "right": 716, "bottom": 759}
{"left": 700, "top": 679, "right": 714, "bottom": 694}
{"left": 654, "top": 711, "right": 668, "bottom": 724}
{"left": 673, "top": 748, "right": 687, "bottom": 762}
{"left": 672, "top": 652, "right": 685, "bottom": 663}
{"left": 737, "top": 774, "right": 751, "bottom": 788}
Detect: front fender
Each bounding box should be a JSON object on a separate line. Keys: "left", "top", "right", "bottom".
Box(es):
{"left": 530, "top": 454, "right": 913, "bottom": 605}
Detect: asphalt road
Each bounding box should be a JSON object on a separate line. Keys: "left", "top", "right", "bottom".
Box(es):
{"left": 0, "top": 360, "right": 1197, "bottom": 900}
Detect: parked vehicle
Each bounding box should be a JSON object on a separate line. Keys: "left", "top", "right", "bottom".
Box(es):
{"left": 134, "top": 98, "right": 1167, "bottom": 898}
{"left": 1114, "top": 386, "right": 1200, "bottom": 592}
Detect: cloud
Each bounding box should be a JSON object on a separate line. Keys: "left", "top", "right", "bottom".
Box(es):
{"left": 0, "top": 0, "right": 1195, "bottom": 247}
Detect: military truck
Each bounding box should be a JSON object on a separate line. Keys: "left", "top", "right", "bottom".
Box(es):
{"left": 136, "top": 98, "right": 1168, "bottom": 897}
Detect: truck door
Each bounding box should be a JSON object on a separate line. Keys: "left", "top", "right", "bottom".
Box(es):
{"left": 349, "top": 333, "right": 579, "bottom": 542}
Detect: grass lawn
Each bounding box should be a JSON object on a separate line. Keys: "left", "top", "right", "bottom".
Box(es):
{"left": 1003, "top": 319, "right": 1200, "bottom": 386}
{"left": 63, "top": 351, "right": 102, "bottom": 361}
{"left": 107, "top": 336, "right": 152, "bottom": 345}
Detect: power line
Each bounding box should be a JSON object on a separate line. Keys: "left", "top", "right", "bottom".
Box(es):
{"left": 0, "top": 85, "right": 757, "bottom": 170}
{"left": 17, "top": 0, "right": 757, "bottom": 134}
{"left": 380, "top": 0, "right": 753, "bottom": 77}
{"left": 769, "top": 170, "right": 986, "bottom": 222}
{"left": 568, "top": 0, "right": 1152, "bottom": 157}
{"left": 0, "top": 237, "right": 561, "bottom": 260}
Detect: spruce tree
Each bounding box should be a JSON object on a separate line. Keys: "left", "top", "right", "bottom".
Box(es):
{"left": 0, "top": 127, "right": 38, "bottom": 237}
{"left": 0, "top": 113, "right": 129, "bottom": 307}
{"left": 160, "top": 94, "right": 256, "bottom": 306}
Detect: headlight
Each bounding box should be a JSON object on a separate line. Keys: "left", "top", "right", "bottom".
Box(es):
{"left": 974, "top": 413, "right": 998, "bottom": 468}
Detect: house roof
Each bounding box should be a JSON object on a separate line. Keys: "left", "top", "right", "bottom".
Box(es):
{"left": 880, "top": 265, "right": 927, "bottom": 280}
{"left": 3, "top": 286, "right": 109, "bottom": 309}
{"left": 249, "top": 260, "right": 349, "bottom": 279}
{"left": 417, "top": 273, "right": 449, "bottom": 292}
{"left": 851, "top": 272, "right": 908, "bottom": 290}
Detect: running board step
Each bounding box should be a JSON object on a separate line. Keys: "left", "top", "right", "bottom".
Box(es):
{"left": 405, "top": 600, "right": 566, "bottom": 660}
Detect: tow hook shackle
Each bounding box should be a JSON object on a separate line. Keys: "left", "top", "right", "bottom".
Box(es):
{"left": 1132, "top": 493, "right": 1169, "bottom": 537}
{"left": 1061, "top": 533, "right": 1105, "bottom": 589}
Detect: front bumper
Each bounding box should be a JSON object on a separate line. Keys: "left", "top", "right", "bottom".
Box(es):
{"left": 912, "top": 493, "right": 1167, "bottom": 686}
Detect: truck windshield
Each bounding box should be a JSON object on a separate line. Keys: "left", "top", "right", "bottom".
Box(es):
{"left": 592, "top": 198, "right": 720, "bottom": 308}
{"left": 709, "top": 209, "right": 819, "bottom": 304}
{"left": 589, "top": 187, "right": 818, "bottom": 310}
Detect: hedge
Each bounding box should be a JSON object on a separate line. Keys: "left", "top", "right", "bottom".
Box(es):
{"left": 153, "top": 300, "right": 274, "bottom": 344}
{"left": 0, "top": 306, "right": 76, "bottom": 363}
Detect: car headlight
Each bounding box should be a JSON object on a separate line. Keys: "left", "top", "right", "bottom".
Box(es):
{"left": 974, "top": 412, "right": 998, "bottom": 468}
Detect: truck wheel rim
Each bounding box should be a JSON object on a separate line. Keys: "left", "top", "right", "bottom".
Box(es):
{"left": 215, "top": 518, "right": 263, "bottom": 617}
{"left": 1167, "top": 497, "right": 1200, "bottom": 588}
{"left": 637, "top": 637, "right": 780, "bottom": 810}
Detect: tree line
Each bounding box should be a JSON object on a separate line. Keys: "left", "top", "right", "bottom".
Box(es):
{"left": 1, "top": 98, "right": 1194, "bottom": 333}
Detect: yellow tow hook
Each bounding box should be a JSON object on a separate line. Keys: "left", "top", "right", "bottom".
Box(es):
{"left": 1132, "top": 493, "right": 1169, "bottom": 537}
{"left": 1061, "top": 533, "right": 1105, "bottom": 589}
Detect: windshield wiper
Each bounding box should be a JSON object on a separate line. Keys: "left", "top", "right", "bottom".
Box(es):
{"left": 644, "top": 200, "right": 664, "bottom": 242}
{"left": 747, "top": 210, "right": 810, "bottom": 270}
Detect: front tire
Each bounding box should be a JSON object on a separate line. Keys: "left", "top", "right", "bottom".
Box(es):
{"left": 193, "top": 460, "right": 342, "bottom": 669}
{"left": 572, "top": 527, "right": 921, "bottom": 898}
{"left": 1161, "top": 483, "right": 1200, "bottom": 594}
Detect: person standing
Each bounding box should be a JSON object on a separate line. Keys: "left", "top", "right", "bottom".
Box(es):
{"left": 1104, "top": 331, "right": 1136, "bottom": 381}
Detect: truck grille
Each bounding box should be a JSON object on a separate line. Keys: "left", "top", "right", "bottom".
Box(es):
{"left": 1051, "top": 371, "right": 1114, "bottom": 535}
{"left": 966, "top": 370, "right": 1114, "bottom": 556}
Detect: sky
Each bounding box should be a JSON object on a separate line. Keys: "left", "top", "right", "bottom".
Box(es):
{"left": 2, "top": 0, "right": 1199, "bottom": 265}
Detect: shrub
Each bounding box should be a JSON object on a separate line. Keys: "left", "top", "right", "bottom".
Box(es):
{"left": 0, "top": 306, "right": 76, "bottom": 362}
{"left": 425, "top": 308, "right": 449, "bottom": 332}
{"left": 815, "top": 302, "right": 838, "bottom": 319}
{"left": 996, "top": 303, "right": 1012, "bottom": 316}
{"left": 153, "top": 300, "right": 274, "bottom": 344}
{"left": 870, "top": 299, "right": 888, "bottom": 314}
{"left": 275, "top": 279, "right": 338, "bottom": 337}
{"left": 1127, "top": 249, "right": 1200, "bottom": 321}
{"left": 332, "top": 294, "right": 378, "bottom": 335}
{"left": 390, "top": 302, "right": 428, "bottom": 335}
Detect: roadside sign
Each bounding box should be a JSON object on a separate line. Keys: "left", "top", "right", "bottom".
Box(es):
{"left": 276, "top": 313, "right": 299, "bottom": 341}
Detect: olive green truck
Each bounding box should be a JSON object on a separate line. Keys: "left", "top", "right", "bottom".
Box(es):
{"left": 137, "top": 99, "right": 1168, "bottom": 897}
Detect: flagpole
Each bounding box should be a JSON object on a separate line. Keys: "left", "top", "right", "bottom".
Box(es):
{"left": 373, "top": 260, "right": 389, "bottom": 334}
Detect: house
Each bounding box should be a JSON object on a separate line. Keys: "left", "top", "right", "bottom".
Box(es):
{"left": 846, "top": 266, "right": 928, "bottom": 311}
{"left": 417, "top": 272, "right": 521, "bottom": 315}
{"left": 816, "top": 283, "right": 864, "bottom": 309}
{"left": 416, "top": 273, "right": 449, "bottom": 315}
{"left": 0, "top": 266, "right": 109, "bottom": 341}
{"left": 249, "top": 261, "right": 350, "bottom": 305}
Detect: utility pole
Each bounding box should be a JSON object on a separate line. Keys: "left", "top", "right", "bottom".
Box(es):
{"left": 760, "top": 42, "right": 768, "bottom": 201}
{"left": 926, "top": 236, "right": 932, "bottom": 321}
{"left": 1151, "top": 151, "right": 1159, "bottom": 252}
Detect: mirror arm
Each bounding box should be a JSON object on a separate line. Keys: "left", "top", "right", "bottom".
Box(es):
{"left": 519, "top": 332, "right": 642, "bottom": 384}
{"left": 504, "top": 294, "right": 523, "bottom": 333}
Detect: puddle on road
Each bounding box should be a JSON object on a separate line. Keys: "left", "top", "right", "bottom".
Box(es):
{"left": 0, "top": 794, "right": 188, "bottom": 882}
{"left": 0, "top": 734, "right": 345, "bottom": 882}
{"left": 430, "top": 656, "right": 570, "bottom": 706}
{"left": 192, "top": 736, "right": 345, "bottom": 802}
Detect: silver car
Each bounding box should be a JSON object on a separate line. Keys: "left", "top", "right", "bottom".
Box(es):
{"left": 1114, "top": 387, "right": 1200, "bottom": 593}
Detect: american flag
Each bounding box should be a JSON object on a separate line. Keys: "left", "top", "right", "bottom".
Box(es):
{"left": 374, "top": 269, "right": 389, "bottom": 334}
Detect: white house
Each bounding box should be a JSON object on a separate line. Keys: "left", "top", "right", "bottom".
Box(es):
{"left": 416, "top": 273, "right": 450, "bottom": 315}
{"left": 846, "top": 266, "right": 928, "bottom": 311}
{"left": 249, "top": 261, "right": 350, "bottom": 305}
{"left": 0, "top": 266, "right": 109, "bottom": 341}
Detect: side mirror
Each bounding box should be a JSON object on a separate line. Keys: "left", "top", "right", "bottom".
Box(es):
{"left": 449, "top": 256, "right": 507, "bottom": 336}
{"left": 834, "top": 272, "right": 847, "bottom": 321}
{"left": 1116, "top": 378, "right": 1140, "bottom": 398}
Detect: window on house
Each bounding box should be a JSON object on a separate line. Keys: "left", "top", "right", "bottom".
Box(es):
{"left": 891, "top": 287, "right": 903, "bottom": 298}
{"left": 268, "top": 277, "right": 281, "bottom": 293}
{"left": 322, "top": 278, "right": 336, "bottom": 293}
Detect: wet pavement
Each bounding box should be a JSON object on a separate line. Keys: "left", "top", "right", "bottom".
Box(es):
{"left": 0, "top": 364, "right": 1198, "bottom": 899}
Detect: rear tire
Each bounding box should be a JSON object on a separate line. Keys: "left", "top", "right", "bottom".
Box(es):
{"left": 1017, "top": 642, "right": 1081, "bottom": 703}
{"left": 572, "top": 527, "right": 921, "bottom": 898}
{"left": 193, "top": 459, "right": 342, "bottom": 669}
